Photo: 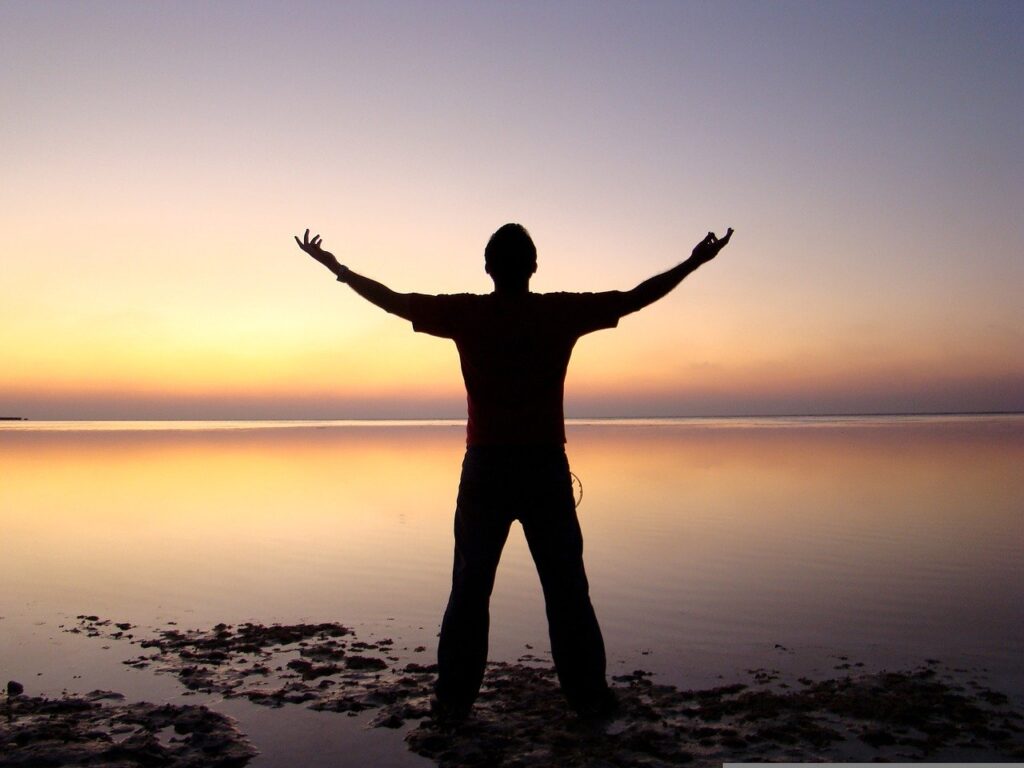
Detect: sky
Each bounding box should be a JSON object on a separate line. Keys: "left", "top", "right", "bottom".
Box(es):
{"left": 2, "top": 0, "right": 1021, "bottom": 419}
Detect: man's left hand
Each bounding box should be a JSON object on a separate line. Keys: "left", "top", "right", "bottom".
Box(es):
{"left": 690, "top": 228, "right": 734, "bottom": 265}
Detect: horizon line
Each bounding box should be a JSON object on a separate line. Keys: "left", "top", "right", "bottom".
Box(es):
{"left": 4, "top": 410, "right": 1023, "bottom": 423}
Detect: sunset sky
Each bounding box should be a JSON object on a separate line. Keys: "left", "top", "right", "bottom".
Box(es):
{"left": 2, "top": 1, "right": 1021, "bottom": 419}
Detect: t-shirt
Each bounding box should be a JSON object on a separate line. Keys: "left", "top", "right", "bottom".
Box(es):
{"left": 408, "top": 291, "right": 626, "bottom": 446}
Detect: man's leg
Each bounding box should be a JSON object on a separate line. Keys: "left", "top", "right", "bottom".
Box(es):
{"left": 436, "top": 449, "right": 511, "bottom": 714}
{"left": 519, "top": 452, "right": 612, "bottom": 713}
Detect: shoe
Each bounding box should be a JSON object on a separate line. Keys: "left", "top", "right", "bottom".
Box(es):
{"left": 429, "top": 696, "right": 471, "bottom": 725}
{"left": 572, "top": 687, "right": 619, "bottom": 720}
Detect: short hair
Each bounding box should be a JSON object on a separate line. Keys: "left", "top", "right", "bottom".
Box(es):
{"left": 484, "top": 223, "right": 537, "bottom": 281}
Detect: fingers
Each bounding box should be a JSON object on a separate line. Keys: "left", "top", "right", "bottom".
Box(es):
{"left": 692, "top": 227, "right": 732, "bottom": 261}
{"left": 706, "top": 228, "right": 734, "bottom": 251}
{"left": 296, "top": 229, "right": 325, "bottom": 253}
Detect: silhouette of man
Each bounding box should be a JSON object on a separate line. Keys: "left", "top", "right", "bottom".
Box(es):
{"left": 295, "top": 223, "right": 733, "bottom": 719}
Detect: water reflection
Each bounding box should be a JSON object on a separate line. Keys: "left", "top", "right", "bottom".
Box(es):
{"left": 1, "top": 417, "right": 1021, "bottom": 691}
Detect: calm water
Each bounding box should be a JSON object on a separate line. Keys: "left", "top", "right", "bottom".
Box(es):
{"left": 2, "top": 416, "right": 1023, "bottom": 762}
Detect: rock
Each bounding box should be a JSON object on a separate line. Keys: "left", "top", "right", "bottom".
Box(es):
{"left": 0, "top": 693, "right": 256, "bottom": 767}
{"left": 345, "top": 655, "right": 388, "bottom": 671}
{"left": 370, "top": 711, "right": 406, "bottom": 729}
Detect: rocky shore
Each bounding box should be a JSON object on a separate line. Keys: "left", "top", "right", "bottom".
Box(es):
{"left": 0, "top": 688, "right": 255, "bottom": 767}
{"left": 2, "top": 615, "right": 1022, "bottom": 767}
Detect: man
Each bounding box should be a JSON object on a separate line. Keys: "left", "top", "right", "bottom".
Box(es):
{"left": 294, "top": 223, "right": 733, "bottom": 719}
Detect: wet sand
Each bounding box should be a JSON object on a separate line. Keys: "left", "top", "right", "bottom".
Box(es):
{"left": 3, "top": 615, "right": 1022, "bottom": 767}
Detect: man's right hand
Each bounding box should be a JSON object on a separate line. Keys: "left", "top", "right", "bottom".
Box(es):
{"left": 690, "top": 228, "right": 734, "bottom": 265}
{"left": 295, "top": 228, "right": 342, "bottom": 272}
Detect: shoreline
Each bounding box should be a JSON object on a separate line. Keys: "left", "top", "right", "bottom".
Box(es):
{"left": 3, "top": 614, "right": 1023, "bottom": 767}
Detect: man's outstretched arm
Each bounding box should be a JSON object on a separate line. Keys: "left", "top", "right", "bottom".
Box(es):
{"left": 294, "top": 229, "right": 414, "bottom": 321}
{"left": 619, "top": 228, "right": 733, "bottom": 315}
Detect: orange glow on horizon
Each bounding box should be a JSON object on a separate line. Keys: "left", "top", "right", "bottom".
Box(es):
{"left": 5, "top": 278, "right": 1021, "bottom": 418}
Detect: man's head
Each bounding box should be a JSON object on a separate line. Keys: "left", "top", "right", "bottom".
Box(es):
{"left": 485, "top": 223, "right": 537, "bottom": 289}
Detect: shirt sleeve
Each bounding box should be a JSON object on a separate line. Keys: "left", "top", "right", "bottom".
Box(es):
{"left": 557, "top": 291, "right": 628, "bottom": 337}
{"left": 407, "top": 293, "right": 468, "bottom": 339}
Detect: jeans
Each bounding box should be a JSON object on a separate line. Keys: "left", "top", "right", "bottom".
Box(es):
{"left": 436, "top": 445, "right": 609, "bottom": 712}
